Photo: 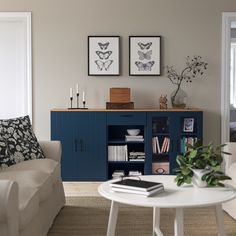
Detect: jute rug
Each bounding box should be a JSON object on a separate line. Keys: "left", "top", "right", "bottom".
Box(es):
{"left": 48, "top": 196, "right": 236, "bottom": 236}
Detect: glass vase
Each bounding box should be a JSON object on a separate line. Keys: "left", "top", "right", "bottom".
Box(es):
{"left": 170, "top": 87, "right": 187, "bottom": 109}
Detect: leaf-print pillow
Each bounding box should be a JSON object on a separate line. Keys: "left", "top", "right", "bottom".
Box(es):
{"left": 0, "top": 115, "right": 45, "bottom": 168}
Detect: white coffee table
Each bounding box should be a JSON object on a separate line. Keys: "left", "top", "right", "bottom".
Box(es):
{"left": 98, "top": 175, "right": 236, "bottom": 236}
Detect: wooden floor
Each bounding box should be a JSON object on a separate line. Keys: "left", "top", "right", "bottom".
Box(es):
{"left": 63, "top": 181, "right": 102, "bottom": 197}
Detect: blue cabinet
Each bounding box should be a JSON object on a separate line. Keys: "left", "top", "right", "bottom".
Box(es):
{"left": 51, "top": 109, "right": 203, "bottom": 180}
{"left": 51, "top": 111, "right": 107, "bottom": 181}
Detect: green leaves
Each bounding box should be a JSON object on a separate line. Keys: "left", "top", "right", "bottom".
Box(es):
{"left": 175, "top": 142, "right": 231, "bottom": 187}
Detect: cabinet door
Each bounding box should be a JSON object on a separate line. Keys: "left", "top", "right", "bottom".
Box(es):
{"left": 51, "top": 112, "right": 78, "bottom": 180}
{"left": 146, "top": 111, "right": 203, "bottom": 176}
{"left": 75, "top": 112, "right": 107, "bottom": 180}
{"left": 51, "top": 111, "right": 107, "bottom": 181}
{"left": 146, "top": 112, "right": 176, "bottom": 175}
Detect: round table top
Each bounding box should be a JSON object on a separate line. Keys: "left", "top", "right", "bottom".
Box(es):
{"left": 98, "top": 175, "right": 236, "bottom": 208}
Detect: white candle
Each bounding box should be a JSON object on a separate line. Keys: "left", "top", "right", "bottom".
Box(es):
{"left": 70, "top": 88, "right": 73, "bottom": 98}
{"left": 76, "top": 84, "right": 79, "bottom": 94}
{"left": 82, "top": 91, "right": 85, "bottom": 102}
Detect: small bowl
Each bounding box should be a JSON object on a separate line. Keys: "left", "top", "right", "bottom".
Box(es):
{"left": 127, "top": 129, "right": 140, "bottom": 136}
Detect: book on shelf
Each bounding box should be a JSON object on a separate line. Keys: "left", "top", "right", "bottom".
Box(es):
{"left": 112, "top": 170, "right": 125, "bottom": 179}
{"left": 181, "top": 137, "right": 198, "bottom": 153}
{"left": 125, "top": 135, "right": 144, "bottom": 142}
{"left": 108, "top": 145, "right": 128, "bottom": 161}
{"left": 110, "top": 178, "right": 163, "bottom": 192}
{"left": 111, "top": 185, "right": 164, "bottom": 197}
{"left": 125, "top": 135, "right": 143, "bottom": 139}
{"left": 152, "top": 136, "right": 170, "bottom": 154}
{"left": 128, "top": 170, "right": 142, "bottom": 176}
{"left": 129, "top": 151, "right": 145, "bottom": 161}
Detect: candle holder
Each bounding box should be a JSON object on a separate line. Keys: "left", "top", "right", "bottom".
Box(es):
{"left": 82, "top": 101, "right": 88, "bottom": 109}
{"left": 70, "top": 97, "right": 73, "bottom": 109}
{"left": 76, "top": 93, "right": 79, "bottom": 108}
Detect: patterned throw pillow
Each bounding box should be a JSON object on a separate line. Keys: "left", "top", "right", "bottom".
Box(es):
{"left": 0, "top": 115, "right": 45, "bottom": 167}
{"left": 0, "top": 136, "right": 14, "bottom": 170}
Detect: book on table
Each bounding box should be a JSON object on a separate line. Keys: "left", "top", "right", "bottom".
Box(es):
{"left": 111, "top": 185, "right": 164, "bottom": 197}
{"left": 110, "top": 178, "right": 163, "bottom": 192}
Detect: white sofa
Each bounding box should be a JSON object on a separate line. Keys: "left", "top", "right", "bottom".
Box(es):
{"left": 0, "top": 141, "right": 65, "bottom": 236}
{"left": 223, "top": 142, "right": 236, "bottom": 220}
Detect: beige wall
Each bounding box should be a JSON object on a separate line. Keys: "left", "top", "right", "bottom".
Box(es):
{"left": 1, "top": 0, "right": 236, "bottom": 144}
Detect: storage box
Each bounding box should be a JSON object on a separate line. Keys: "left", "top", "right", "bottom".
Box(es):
{"left": 152, "top": 162, "right": 170, "bottom": 175}
{"left": 110, "top": 88, "right": 131, "bottom": 103}
{"left": 106, "top": 102, "right": 134, "bottom": 109}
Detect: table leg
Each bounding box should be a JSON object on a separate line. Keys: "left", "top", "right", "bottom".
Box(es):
{"left": 215, "top": 204, "right": 225, "bottom": 236}
{"left": 174, "top": 208, "right": 184, "bottom": 236}
{"left": 107, "top": 200, "right": 119, "bottom": 236}
{"left": 153, "top": 207, "right": 163, "bottom": 236}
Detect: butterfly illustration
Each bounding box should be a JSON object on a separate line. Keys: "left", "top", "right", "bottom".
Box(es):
{"left": 96, "top": 51, "right": 112, "bottom": 60}
{"left": 135, "top": 61, "right": 155, "bottom": 71}
{"left": 138, "top": 42, "right": 152, "bottom": 50}
{"left": 95, "top": 60, "right": 113, "bottom": 71}
{"left": 98, "top": 42, "right": 109, "bottom": 50}
{"left": 138, "top": 50, "right": 152, "bottom": 60}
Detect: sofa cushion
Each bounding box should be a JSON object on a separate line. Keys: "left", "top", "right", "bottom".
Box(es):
{"left": 0, "top": 170, "right": 53, "bottom": 202}
{"left": 228, "top": 162, "right": 236, "bottom": 181}
{"left": 5, "top": 159, "right": 60, "bottom": 184}
{"left": 19, "top": 187, "right": 39, "bottom": 230}
{"left": 0, "top": 115, "right": 45, "bottom": 167}
{"left": 0, "top": 136, "right": 14, "bottom": 170}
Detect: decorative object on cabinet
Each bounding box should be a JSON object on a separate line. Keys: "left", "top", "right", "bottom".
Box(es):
{"left": 166, "top": 55, "right": 208, "bottom": 109}
{"left": 129, "top": 36, "right": 161, "bottom": 76}
{"left": 106, "top": 87, "right": 134, "bottom": 109}
{"left": 88, "top": 36, "right": 120, "bottom": 76}
{"left": 159, "top": 95, "right": 168, "bottom": 109}
{"left": 110, "top": 88, "right": 130, "bottom": 103}
{"left": 183, "top": 118, "right": 194, "bottom": 132}
{"left": 175, "top": 141, "right": 231, "bottom": 187}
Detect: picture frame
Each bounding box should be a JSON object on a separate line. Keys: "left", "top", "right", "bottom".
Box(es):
{"left": 183, "top": 118, "right": 195, "bottom": 132}
{"left": 88, "top": 36, "right": 120, "bottom": 76}
{"left": 129, "top": 36, "right": 161, "bottom": 76}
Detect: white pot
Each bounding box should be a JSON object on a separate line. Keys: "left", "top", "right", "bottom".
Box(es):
{"left": 192, "top": 169, "right": 210, "bottom": 188}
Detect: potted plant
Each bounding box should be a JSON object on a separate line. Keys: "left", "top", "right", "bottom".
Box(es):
{"left": 175, "top": 140, "right": 231, "bottom": 187}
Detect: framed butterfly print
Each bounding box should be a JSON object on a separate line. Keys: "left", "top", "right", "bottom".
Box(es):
{"left": 129, "top": 36, "right": 161, "bottom": 76}
{"left": 88, "top": 36, "right": 120, "bottom": 76}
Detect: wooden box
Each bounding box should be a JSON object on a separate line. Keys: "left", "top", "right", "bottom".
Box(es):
{"left": 106, "top": 102, "right": 134, "bottom": 109}
{"left": 110, "top": 88, "right": 130, "bottom": 103}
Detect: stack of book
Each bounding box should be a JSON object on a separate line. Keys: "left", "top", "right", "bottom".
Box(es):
{"left": 128, "top": 170, "right": 142, "bottom": 176}
{"left": 129, "top": 151, "right": 145, "bottom": 161}
{"left": 112, "top": 170, "right": 125, "bottom": 179}
{"left": 110, "top": 178, "right": 164, "bottom": 197}
{"left": 125, "top": 135, "right": 144, "bottom": 142}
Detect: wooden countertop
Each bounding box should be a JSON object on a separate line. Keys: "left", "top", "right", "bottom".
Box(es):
{"left": 51, "top": 108, "right": 203, "bottom": 112}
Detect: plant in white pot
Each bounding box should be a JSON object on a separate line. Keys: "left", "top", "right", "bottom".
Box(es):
{"left": 175, "top": 140, "right": 231, "bottom": 187}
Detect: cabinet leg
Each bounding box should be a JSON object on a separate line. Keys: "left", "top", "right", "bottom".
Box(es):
{"left": 107, "top": 201, "right": 119, "bottom": 236}
{"left": 153, "top": 207, "right": 163, "bottom": 236}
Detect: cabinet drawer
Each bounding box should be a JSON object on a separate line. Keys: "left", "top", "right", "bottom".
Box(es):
{"left": 107, "top": 112, "right": 146, "bottom": 125}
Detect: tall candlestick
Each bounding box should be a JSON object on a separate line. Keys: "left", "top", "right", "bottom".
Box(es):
{"left": 82, "top": 91, "right": 85, "bottom": 102}
{"left": 70, "top": 88, "right": 73, "bottom": 98}
{"left": 76, "top": 84, "right": 79, "bottom": 94}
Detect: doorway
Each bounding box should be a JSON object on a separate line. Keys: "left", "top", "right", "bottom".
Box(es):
{"left": 221, "top": 12, "right": 236, "bottom": 143}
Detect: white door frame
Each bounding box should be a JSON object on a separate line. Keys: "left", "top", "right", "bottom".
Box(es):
{"left": 221, "top": 12, "right": 236, "bottom": 143}
{"left": 0, "top": 12, "right": 32, "bottom": 120}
